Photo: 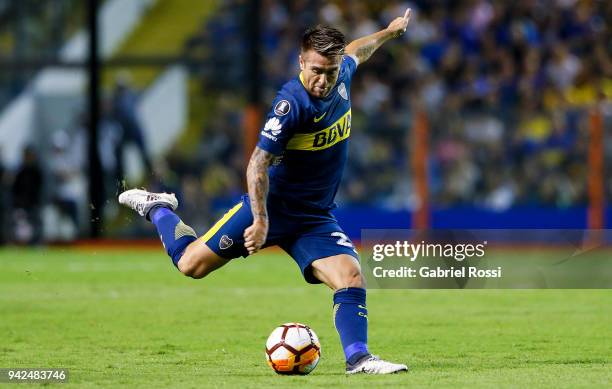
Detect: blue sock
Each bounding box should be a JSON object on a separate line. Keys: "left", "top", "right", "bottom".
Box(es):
{"left": 149, "top": 206, "right": 197, "bottom": 267}
{"left": 333, "top": 287, "right": 370, "bottom": 365}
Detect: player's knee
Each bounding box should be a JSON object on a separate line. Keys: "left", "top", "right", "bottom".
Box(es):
{"left": 178, "top": 248, "right": 211, "bottom": 279}
{"left": 338, "top": 265, "right": 365, "bottom": 289}
{"left": 184, "top": 265, "right": 207, "bottom": 279}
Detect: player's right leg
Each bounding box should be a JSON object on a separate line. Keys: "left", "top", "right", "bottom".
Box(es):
{"left": 177, "top": 240, "right": 229, "bottom": 279}
{"left": 118, "top": 189, "right": 235, "bottom": 279}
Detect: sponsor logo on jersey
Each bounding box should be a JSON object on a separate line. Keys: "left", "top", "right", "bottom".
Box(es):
{"left": 261, "top": 117, "right": 283, "bottom": 141}
{"left": 219, "top": 235, "right": 233, "bottom": 250}
{"left": 313, "top": 111, "right": 327, "bottom": 123}
{"left": 274, "top": 99, "right": 291, "bottom": 116}
{"left": 286, "top": 109, "right": 351, "bottom": 151}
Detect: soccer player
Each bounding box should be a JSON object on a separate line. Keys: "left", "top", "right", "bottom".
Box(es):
{"left": 120, "top": 8, "right": 412, "bottom": 374}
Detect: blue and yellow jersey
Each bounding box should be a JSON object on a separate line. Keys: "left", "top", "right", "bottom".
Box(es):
{"left": 256, "top": 55, "right": 358, "bottom": 211}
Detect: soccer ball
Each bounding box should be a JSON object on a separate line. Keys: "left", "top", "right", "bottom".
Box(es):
{"left": 265, "top": 323, "right": 321, "bottom": 375}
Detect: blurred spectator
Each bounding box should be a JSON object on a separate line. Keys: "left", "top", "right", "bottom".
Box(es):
{"left": 99, "top": 97, "right": 124, "bottom": 203}
{"left": 112, "top": 72, "right": 153, "bottom": 181}
{"left": 11, "top": 145, "right": 43, "bottom": 244}
{"left": 547, "top": 43, "right": 581, "bottom": 91}
{"left": 48, "top": 130, "right": 86, "bottom": 239}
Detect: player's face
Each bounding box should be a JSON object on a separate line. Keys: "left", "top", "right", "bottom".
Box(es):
{"left": 299, "top": 49, "right": 341, "bottom": 98}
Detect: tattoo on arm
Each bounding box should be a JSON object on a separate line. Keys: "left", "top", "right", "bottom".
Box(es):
{"left": 345, "top": 29, "right": 394, "bottom": 64}
{"left": 246, "top": 147, "right": 275, "bottom": 221}
{"left": 355, "top": 44, "right": 378, "bottom": 64}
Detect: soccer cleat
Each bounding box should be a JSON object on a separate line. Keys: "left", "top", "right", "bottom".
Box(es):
{"left": 346, "top": 354, "right": 408, "bottom": 375}
{"left": 118, "top": 189, "right": 178, "bottom": 217}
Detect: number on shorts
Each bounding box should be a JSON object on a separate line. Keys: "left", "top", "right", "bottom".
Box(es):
{"left": 331, "top": 232, "right": 353, "bottom": 248}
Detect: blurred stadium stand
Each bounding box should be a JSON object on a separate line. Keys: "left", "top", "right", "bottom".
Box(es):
{"left": 0, "top": 0, "right": 610, "bottom": 243}
{"left": 176, "top": 0, "right": 612, "bottom": 232}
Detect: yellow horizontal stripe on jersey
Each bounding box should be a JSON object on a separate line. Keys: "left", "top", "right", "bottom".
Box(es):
{"left": 286, "top": 109, "right": 351, "bottom": 151}
{"left": 200, "top": 201, "right": 243, "bottom": 243}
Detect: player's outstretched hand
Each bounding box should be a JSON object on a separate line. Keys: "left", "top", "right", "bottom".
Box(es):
{"left": 244, "top": 219, "right": 269, "bottom": 255}
{"left": 386, "top": 8, "right": 411, "bottom": 38}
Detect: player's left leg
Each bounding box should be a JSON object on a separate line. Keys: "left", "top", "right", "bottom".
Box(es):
{"left": 310, "top": 254, "right": 364, "bottom": 290}
{"left": 311, "top": 255, "right": 370, "bottom": 366}
{"left": 310, "top": 254, "right": 408, "bottom": 374}
{"left": 284, "top": 227, "right": 408, "bottom": 375}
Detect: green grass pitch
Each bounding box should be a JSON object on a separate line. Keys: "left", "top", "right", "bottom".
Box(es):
{"left": 0, "top": 247, "right": 610, "bottom": 388}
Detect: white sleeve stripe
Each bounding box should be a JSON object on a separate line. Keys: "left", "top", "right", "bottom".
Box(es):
{"left": 347, "top": 54, "right": 359, "bottom": 67}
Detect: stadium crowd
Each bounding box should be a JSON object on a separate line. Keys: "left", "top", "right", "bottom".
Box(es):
{"left": 1, "top": 1, "right": 611, "bottom": 241}
{"left": 180, "top": 0, "right": 611, "bottom": 217}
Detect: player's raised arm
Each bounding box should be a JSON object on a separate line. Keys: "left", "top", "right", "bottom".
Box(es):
{"left": 344, "top": 8, "right": 411, "bottom": 65}
{"left": 244, "top": 146, "right": 275, "bottom": 254}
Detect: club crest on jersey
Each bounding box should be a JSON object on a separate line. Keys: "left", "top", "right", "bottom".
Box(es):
{"left": 261, "top": 117, "right": 282, "bottom": 141}
{"left": 219, "top": 235, "right": 233, "bottom": 250}
{"left": 274, "top": 99, "right": 291, "bottom": 116}
{"left": 338, "top": 82, "right": 348, "bottom": 100}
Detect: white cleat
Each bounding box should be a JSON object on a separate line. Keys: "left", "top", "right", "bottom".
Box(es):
{"left": 346, "top": 355, "right": 408, "bottom": 375}
{"left": 118, "top": 189, "right": 178, "bottom": 217}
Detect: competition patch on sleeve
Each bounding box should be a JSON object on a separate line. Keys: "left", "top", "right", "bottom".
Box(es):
{"left": 274, "top": 99, "right": 291, "bottom": 116}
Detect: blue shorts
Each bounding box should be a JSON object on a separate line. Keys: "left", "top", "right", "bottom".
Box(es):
{"left": 200, "top": 194, "right": 359, "bottom": 284}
